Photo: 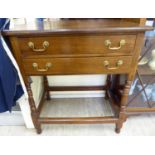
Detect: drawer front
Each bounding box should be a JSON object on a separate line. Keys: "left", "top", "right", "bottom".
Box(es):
{"left": 18, "top": 35, "right": 136, "bottom": 57}
{"left": 22, "top": 56, "right": 133, "bottom": 75}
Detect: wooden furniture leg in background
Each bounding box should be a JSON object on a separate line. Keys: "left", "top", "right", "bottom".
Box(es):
{"left": 43, "top": 76, "right": 51, "bottom": 100}
{"left": 105, "top": 75, "right": 111, "bottom": 100}
{"left": 26, "top": 78, "right": 42, "bottom": 134}
{"left": 112, "top": 75, "right": 122, "bottom": 103}
{"left": 115, "top": 79, "right": 132, "bottom": 133}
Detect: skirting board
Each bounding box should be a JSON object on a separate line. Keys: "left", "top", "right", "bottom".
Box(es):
{"left": 49, "top": 90, "right": 105, "bottom": 98}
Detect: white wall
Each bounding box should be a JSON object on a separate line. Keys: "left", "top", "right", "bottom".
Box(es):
{"left": 31, "top": 75, "right": 107, "bottom": 105}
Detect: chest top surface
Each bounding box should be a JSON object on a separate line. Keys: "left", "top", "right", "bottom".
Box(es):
{"left": 2, "top": 18, "right": 152, "bottom": 36}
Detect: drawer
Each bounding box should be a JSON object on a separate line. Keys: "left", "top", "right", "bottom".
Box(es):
{"left": 22, "top": 56, "right": 133, "bottom": 75}
{"left": 18, "top": 35, "right": 136, "bottom": 57}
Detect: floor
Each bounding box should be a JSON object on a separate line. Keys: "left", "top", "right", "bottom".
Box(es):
{"left": 0, "top": 111, "right": 24, "bottom": 126}
{"left": 0, "top": 104, "right": 24, "bottom": 126}
{"left": 0, "top": 97, "right": 155, "bottom": 136}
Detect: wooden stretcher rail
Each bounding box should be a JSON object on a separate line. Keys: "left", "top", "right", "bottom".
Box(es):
{"left": 38, "top": 116, "right": 118, "bottom": 124}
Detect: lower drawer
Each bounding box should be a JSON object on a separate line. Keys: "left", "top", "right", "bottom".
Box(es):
{"left": 22, "top": 56, "right": 133, "bottom": 75}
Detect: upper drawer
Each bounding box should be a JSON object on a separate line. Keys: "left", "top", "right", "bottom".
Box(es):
{"left": 18, "top": 35, "right": 136, "bottom": 57}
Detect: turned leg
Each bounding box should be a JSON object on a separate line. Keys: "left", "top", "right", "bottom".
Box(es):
{"left": 115, "top": 80, "right": 132, "bottom": 133}
{"left": 26, "top": 79, "right": 42, "bottom": 134}
{"left": 44, "top": 76, "right": 51, "bottom": 100}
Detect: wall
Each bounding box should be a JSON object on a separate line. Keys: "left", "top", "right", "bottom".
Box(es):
{"left": 31, "top": 75, "right": 107, "bottom": 107}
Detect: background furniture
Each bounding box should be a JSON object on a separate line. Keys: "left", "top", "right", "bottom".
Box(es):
{"left": 127, "top": 27, "right": 155, "bottom": 114}
{"left": 109, "top": 19, "right": 155, "bottom": 115}
{"left": 2, "top": 18, "right": 151, "bottom": 134}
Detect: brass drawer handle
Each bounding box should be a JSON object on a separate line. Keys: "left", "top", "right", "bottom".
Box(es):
{"left": 104, "top": 39, "right": 126, "bottom": 50}
{"left": 103, "top": 60, "right": 123, "bottom": 70}
{"left": 32, "top": 62, "right": 52, "bottom": 72}
{"left": 28, "top": 41, "right": 49, "bottom": 52}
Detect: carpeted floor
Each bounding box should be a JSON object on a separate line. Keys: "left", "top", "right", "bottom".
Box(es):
{"left": 0, "top": 97, "right": 155, "bottom": 136}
